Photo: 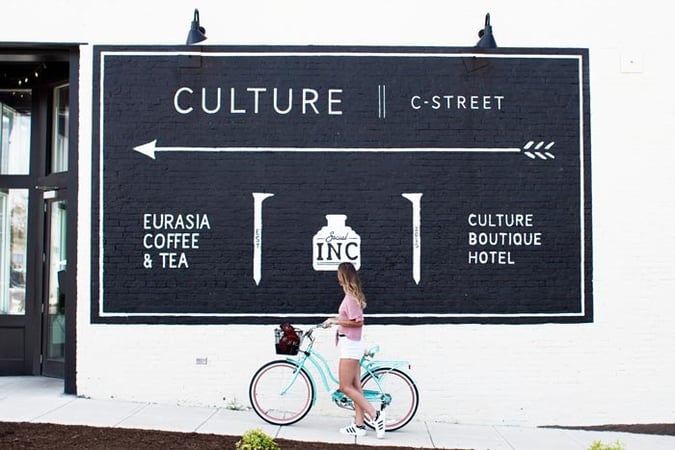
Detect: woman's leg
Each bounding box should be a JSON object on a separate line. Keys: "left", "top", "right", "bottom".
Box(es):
{"left": 339, "top": 358, "right": 376, "bottom": 425}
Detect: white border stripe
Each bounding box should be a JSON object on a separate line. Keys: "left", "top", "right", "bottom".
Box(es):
{"left": 99, "top": 312, "right": 585, "bottom": 318}
{"left": 98, "top": 50, "right": 587, "bottom": 318}
{"left": 99, "top": 54, "right": 106, "bottom": 317}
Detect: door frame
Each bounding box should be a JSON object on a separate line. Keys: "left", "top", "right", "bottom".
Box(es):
{"left": 0, "top": 45, "right": 78, "bottom": 394}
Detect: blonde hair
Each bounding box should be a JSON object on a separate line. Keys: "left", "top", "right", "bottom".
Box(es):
{"left": 337, "top": 262, "right": 366, "bottom": 309}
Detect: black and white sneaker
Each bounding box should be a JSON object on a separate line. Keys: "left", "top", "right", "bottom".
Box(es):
{"left": 339, "top": 424, "right": 366, "bottom": 437}
{"left": 366, "top": 410, "right": 386, "bottom": 439}
{"left": 375, "top": 410, "right": 386, "bottom": 438}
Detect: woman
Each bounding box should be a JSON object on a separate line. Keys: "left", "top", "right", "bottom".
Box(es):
{"left": 323, "top": 262, "right": 385, "bottom": 438}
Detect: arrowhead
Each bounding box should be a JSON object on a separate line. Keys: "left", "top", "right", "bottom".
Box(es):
{"left": 133, "top": 140, "right": 158, "bottom": 159}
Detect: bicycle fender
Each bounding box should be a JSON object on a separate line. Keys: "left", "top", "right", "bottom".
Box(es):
{"left": 363, "top": 360, "right": 412, "bottom": 373}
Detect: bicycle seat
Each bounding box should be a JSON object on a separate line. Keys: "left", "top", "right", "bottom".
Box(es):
{"left": 364, "top": 345, "right": 380, "bottom": 358}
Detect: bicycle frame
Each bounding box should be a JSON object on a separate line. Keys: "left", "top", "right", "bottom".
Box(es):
{"left": 282, "top": 327, "right": 411, "bottom": 409}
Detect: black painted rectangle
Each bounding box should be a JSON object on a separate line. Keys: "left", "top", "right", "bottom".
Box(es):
{"left": 91, "top": 46, "right": 592, "bottom": 324}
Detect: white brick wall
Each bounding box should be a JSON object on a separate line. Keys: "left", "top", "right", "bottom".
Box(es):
{"left": 3, "top": 0, "right": 673, "bottom": 427}
{"left": 74, "top": 318, "right": 675, "bottom": 426}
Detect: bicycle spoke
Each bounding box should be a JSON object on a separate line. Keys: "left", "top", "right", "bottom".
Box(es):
{"left": 249, "top": 361, "right": 314, "bottom": 426}
{"left": 361, "top": 368, "right": 419, "bottom": 431}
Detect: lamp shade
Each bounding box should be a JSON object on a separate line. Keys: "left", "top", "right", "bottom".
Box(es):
{"left": 186, "top": 9, "right": 207, "bottom": 45}
{"left": 476, "top": 13, "right": 497, "bottom": 48}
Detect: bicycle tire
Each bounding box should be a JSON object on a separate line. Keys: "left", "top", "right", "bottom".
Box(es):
{"left": 249, "top": 360, "right": 314, "bottom": 426}
{"left": 361, "top": 367, "right": 419, "bottom": 431}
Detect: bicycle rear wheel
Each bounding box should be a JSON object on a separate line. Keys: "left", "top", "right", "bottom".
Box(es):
{"left": 249, "top": 360, "right": 314, "bottom": 425}
{"left": 361, "top": 367, "right": 419, "bottom": 431}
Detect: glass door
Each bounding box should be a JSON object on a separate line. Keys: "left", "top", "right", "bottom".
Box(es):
{"left": 41, "top": 191, "right": 66, "bottom": 378}
{"left": 41, "top": 81, "right": 70, "bottom": 378}
{"left": 0, "top": 90, "right": 32, "bottom": 376}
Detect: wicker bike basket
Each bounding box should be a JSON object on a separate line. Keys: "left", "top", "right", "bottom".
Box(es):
{"left": 274, "top": 327, "right": 304, "bottom": 355}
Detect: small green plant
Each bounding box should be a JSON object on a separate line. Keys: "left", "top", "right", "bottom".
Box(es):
{"left": 588, "top": 440, "right": 626, "bottom": 450}
{"left": 235, "top": 429, "right": 280, "bottom": 450}
{"left": 225, "top": 396, "right": 246, "bottom": 411}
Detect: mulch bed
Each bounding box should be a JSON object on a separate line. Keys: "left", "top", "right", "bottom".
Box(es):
{"left": 0, "top": 421, "right": 448, "bottom": 449}
{"left": 543, "top": 423, "right": 675, "bottom": 436}
{"left": 2, "top": 421, "right": 673, "bottom": 449}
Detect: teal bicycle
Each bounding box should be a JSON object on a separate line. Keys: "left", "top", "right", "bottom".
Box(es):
{"left": 249, "top": 324, "right": 419, "bottom": 431}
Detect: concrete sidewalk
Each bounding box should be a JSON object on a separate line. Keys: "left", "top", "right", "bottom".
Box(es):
{"left": 1, "top": 377, "right": 673, "bottom": 449}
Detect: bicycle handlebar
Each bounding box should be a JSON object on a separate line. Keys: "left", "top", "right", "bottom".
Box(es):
{"left": 299, "top": 324, "right": 325, "bottom": 343}
{"left": 297, "top": 324, "right": 382, "bottom": 360}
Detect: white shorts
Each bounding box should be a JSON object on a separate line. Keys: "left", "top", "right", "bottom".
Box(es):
{"left": 338, "top": 336, "right": 365, "bottom": 360}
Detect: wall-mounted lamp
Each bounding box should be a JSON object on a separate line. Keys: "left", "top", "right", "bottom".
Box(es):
{"left": 186, "top": 9, "right": 207, "bottom": 45}
{"left": 476, "top": 13, "right": 497, "bottom": 48}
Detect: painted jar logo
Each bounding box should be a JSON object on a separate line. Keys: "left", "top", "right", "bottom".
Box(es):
{"left": 312, "top": 215, "right": 361, "bottom": 271}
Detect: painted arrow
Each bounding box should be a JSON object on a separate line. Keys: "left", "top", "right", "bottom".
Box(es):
{"left": 132, "top": 140, "right": 526, "bottom": 160}
{"left": 522, "top": 141, "right": 556, "bottom": 160}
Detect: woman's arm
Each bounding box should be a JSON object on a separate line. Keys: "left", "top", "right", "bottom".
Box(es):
{"left": 323, "top": 317, "right": 363, "bottom": 328}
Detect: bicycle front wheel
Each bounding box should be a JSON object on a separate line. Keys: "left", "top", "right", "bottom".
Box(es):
{"left": 249, "top": 360, "right": 314, "bottom": 426}
{"left": 361, "top": 367, "right": 419, "bottom": 431}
